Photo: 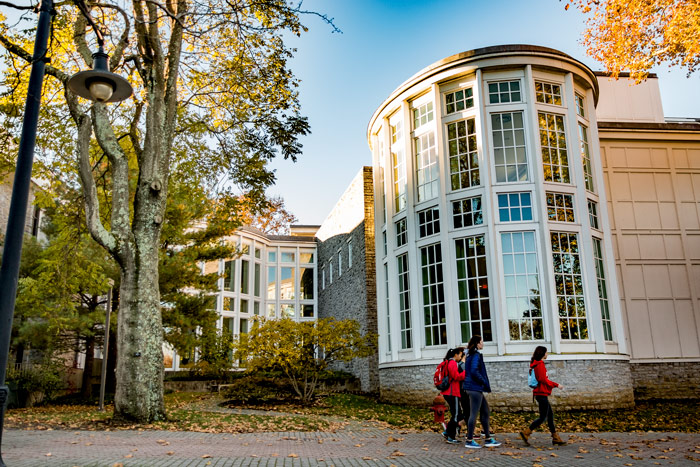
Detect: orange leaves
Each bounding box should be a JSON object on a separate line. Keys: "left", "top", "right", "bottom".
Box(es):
{"left": 565, "top": 0, "right": 700, "bottom": 80}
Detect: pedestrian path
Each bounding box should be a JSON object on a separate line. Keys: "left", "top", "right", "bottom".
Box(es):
{"left": 4, "top": 428, "right": 699, "bottom": 466}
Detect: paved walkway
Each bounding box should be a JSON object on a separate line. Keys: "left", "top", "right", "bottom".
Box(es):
{"left": 3, "top": 428, "right": 700, "bottom": 466}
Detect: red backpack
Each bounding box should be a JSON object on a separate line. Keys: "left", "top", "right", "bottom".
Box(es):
{"left": 433, "top": 360, "right": 450, "bottom": 391}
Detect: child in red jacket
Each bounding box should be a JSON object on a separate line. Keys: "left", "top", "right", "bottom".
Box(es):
{"left": 520, "top": 346, "right": 567, "bottom": 446}
{"left": 440, "top": 347, "right": 465, "bottom": 443}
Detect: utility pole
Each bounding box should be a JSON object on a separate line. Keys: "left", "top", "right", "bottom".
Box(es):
{"left": 0, "top": 1, "right": 54, "bottom": 465}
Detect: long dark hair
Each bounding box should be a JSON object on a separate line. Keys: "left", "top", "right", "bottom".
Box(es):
{"left": 531, "top": 346, "right": 547, "bottom": 364}
{"left": 466, "top": 335, "right": 482, "bottom": 355}
{"left": 443, "top": 347, "right": 465, "bottom": 361}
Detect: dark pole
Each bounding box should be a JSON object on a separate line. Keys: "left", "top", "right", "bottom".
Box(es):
{"left": 98, "top": 285, "right": 112, "bottom": 411}
{"left": 0, "top": 0, "right": 54, "bottom": 465}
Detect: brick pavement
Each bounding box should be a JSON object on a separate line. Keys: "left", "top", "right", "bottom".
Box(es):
{"left": 3, "top": 428, "right": 700, "bottom": 467}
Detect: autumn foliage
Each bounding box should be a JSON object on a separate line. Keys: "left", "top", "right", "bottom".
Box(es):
{"left": 235, "top": 318, "right": 376, "bottom": 403}
{"left": 565, "top": 0, "right": 700, "bottom": 81}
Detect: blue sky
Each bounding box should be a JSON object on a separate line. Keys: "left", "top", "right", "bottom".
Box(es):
{"left": 269, "top": 0, "right": 700, "bottom": 225}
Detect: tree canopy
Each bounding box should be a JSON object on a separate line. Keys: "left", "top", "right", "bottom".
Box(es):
{"left": 566, "top": 0, "right": 700, "bottom": 81}
{"left": 0, "top": 0, "right": 331, "bottom": 421}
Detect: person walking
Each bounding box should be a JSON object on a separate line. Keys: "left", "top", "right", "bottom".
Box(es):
{"left": 462, "top": 335, "right": 501, "bottom": 449}
{"left": 520, "top": 346, "right": 567, "bottom": 446}
{"left": 440, "top": 347, "right": 465, "bottom": 444}
{"left": 458, "top": 353, "right": 475, "bottom": 440}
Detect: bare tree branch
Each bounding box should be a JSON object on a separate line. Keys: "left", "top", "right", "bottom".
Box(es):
{"left": 0, "top": 34, "right": 70, "bottom": 82}
{"left": 0, "top": 1, "right": 35, "bottom": 10}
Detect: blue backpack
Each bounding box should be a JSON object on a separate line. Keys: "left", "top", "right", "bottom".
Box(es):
{"left": 527, "top": 368, "right": 539, "bottom": 389}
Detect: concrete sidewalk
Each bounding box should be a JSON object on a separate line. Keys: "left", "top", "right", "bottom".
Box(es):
{"left": 3, "top": 428, "right": 699, "bottom": 466}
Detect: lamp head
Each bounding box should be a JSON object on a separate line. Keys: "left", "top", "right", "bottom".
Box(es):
{"left": 67, "top": 47, "right": 132, "bottom": 103}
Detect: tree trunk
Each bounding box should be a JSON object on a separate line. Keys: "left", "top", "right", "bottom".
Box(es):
{"left": 113, "top": 240, "right": 165, "bottom": 421}
{"left": 81, "top": 334, "right": 95, "bottom": 398}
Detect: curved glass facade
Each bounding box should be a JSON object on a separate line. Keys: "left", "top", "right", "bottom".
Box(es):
{"left": 368, "top": 46, "right": 625, "bottom": 365}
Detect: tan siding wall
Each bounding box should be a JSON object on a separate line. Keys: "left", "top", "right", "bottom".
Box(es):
{"left": 600, "top": 135, "right": 700, "bottom": 360}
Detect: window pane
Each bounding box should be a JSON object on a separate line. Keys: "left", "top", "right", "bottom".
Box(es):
{"left": 281, "top": 251, "right": 295, "bottom": 263}
{"left": 447, "top": 118, "right": 479, "bottom": 191}
{"left": 254, "top": 263, "right": 261, "bottom": 297}
{"left": 240, "top": 259, "right": 249, "bottom": 294}
{"left": 223, "top": 260, "right": 235, "bottom": 292}
{"left": 302, "top": 304, "right": 314, "bottom": 318}
{"left": 266, "top": 267, "right": 276, "bottom": 299}
{"left": 487, "top": 80, "right": 521, "bottom": 104}
{"left": 455, "top": 235, "right": 491, "bottom": 342}
{"left": 502, "top": 232, "right": 543, "bottom": 341}
{"left": 300, "top": 267, "right": 314, "bottom": 300}
{"left": 551, "top": 232, "right": 588, "bottom": 340}
{"left": 280, "top": 267, "right": 295, "bottom": 300}
{"left": 421, "top": 243, "right": 447, "bottom": 346}
{"left": 397, "top": 253, "right": 412, "bottom": 349}
{"left": 492, "top": 112, "right": 528, "bottom": 183}
{"left": 539, "top": 112, "right": 570, "bottom": 183}
{"left": 444, "top": 88, "right": 474, "bottom": 114}
{"left": 280, "top": 304, "right": 295, "bottom": 319}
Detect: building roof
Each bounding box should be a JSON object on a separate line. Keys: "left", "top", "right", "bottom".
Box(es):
{"left": 598, "top": 121, "right": 700, "bottom": 132}
{"left": 266, "top": 235, "right": 316, "bottom": 243}
{"left": 368, "top": 44, "right": 600, "bottom": 142}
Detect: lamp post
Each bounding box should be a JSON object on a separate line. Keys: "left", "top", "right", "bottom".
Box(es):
{"left": 0, "top": 2, "right": 132, "bottom": 465}
{"left": 98, "top": 280, "right": 114, "bottom": 412}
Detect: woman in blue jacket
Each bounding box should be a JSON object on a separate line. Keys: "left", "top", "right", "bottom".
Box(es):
{"left": 463, "top": 335, "right": 501, "bottom": 449}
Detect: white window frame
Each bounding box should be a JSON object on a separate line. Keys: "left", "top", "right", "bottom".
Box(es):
{"left": 491, "top": 111, "right": 529, "bottom": 183}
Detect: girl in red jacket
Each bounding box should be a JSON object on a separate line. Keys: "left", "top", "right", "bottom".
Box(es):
{"left": 519, "top": 346, "right": 567, "bottom": 446}
{"left": 440, "top": 347, "right": 465, "bottom": 443}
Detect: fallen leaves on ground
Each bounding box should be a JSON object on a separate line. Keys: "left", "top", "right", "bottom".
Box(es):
{"left": 6, "top": 392, "right": 700, "bottom": 435}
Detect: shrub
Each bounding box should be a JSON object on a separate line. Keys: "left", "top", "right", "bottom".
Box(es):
{"left": 221, "top": 374, "right": 297, "bottom": 405}
{"left": 6, "top": 360, "right": 64, "bottom": 407}
{"left": 234, "top": 318, "right": 376, "bottom": 403}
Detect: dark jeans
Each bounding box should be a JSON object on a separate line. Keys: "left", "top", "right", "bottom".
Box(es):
{"left": 443, "top": 394, "right": 461, "bottom": 439}
{"left": 458, "top": 389, "right": 469, "bottom": 424}
{"left": 529, "top": 395, "right": 556, "bottom": 432}
{"left": 466, "top": 390, "right": 491, "bottom": 440}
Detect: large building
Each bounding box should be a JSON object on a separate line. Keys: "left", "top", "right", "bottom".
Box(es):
{"left": 192, "top": 45, "right": 699, "bottom": 409}
{"left": 362, "top": 45, "right": 699, "bottom": 409}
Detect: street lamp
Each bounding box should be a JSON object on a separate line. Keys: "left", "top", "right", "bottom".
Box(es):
{"left": 67, "top": 46, "right": 133, "bottom": 103}
{"left": 0, "top": 1, "right": 132, "bottom": 465}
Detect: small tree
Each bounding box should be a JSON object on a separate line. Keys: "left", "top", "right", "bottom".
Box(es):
{"left": 235, "top": 318, "right": 376, "bottom": 403}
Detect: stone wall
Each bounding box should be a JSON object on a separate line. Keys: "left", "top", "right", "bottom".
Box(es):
{"left": 379, "top": 359, "right": 635, "bottom": 411}
{"left": 317, "top": 167, "right": 378, "bottom": 393}
{"left": 318, "top": 220, "right": 378, "bottom": 393}
{"left": 631, "top": 361, "right": 700, "bottom": 400}
{"left": 0, "top": 174, "right": 41, "bottom": 240}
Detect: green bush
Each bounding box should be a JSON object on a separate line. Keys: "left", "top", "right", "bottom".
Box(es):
{"left": 221, "top": 373, "right": 298, "bottom": 405}
{"left": 6, "top": 361, "right": 64, "bottom": 407}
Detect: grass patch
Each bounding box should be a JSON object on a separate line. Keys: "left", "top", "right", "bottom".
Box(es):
{"left": 286, "top": 393, "right": 434, "bottom": 430}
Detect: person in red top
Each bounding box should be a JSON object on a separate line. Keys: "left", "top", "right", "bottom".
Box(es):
{"left": 519, "top": 346, "right": 567, "bottom": 446}
{"left": 440, "top": 347, "right": 465, "bottom": 443}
